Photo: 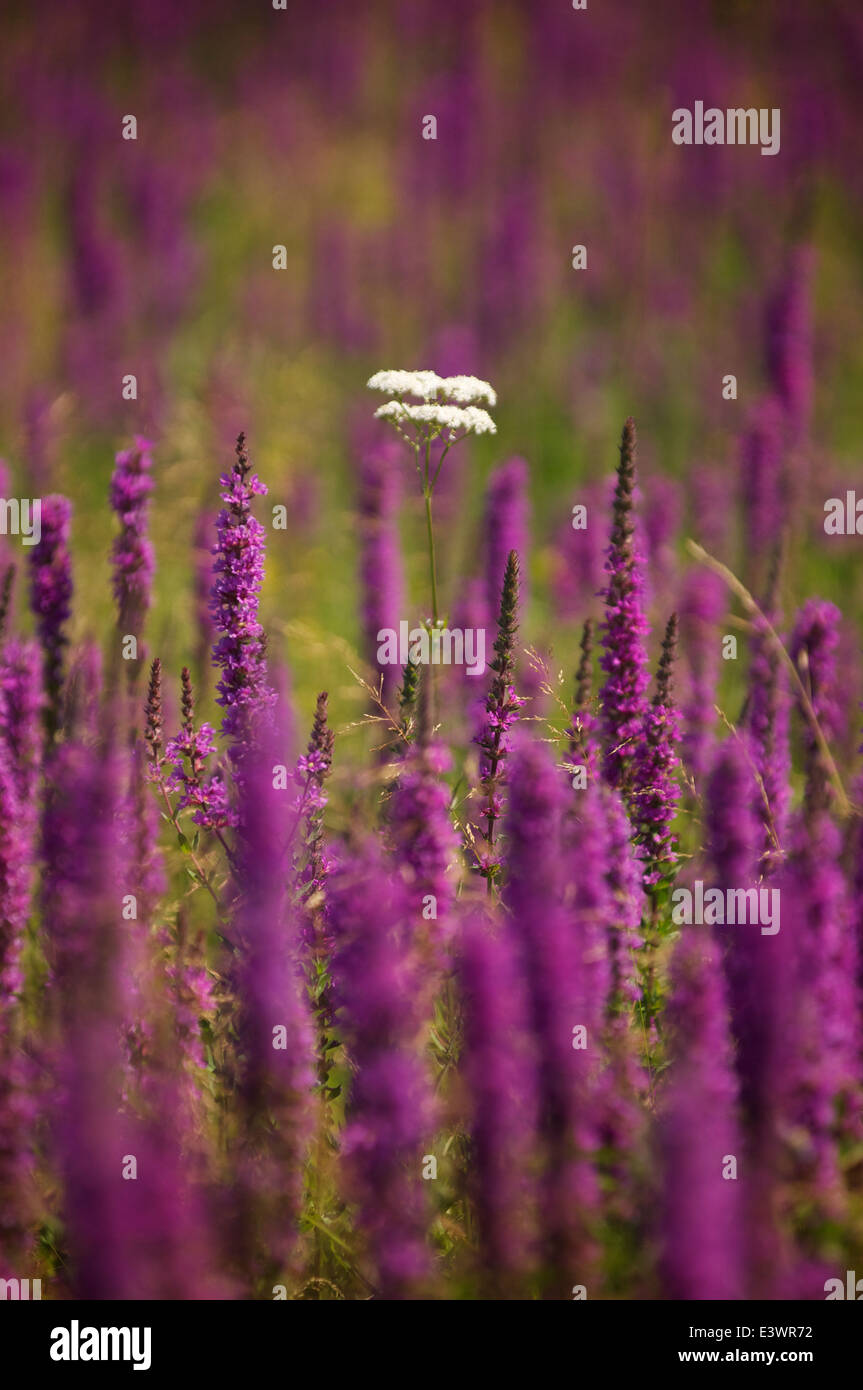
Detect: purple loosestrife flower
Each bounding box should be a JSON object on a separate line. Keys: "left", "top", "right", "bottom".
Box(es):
{"left": 602, "top": 786, "right": 646, "bottom": 1010}
{"left": 483, "top": 457, "right": 529, "bottom": 631}
{"left": 0, "top": 640, "right": 44, "bottom": 1260}
{"left": 630, "top": 614, "right": 681, "bottom": 890}
{"left": 393, "top": 655, "right": 420, "bottom": 752}
{"left": 740, "top": 397, "right": 785, "bottom": 574}
{"left": 0, "top": 644, "right": 42, "bottom": 1268}
{"left": 568, "top": 617, "right": 599, "bottom": 779}
{"left": 566, "top": 779, "right": 646, "bottom": 1222}
{"left": 744, "top": 604, "right": 791, "bottom": 873}
{"left": 598, "top": 419, "right": 650, "bottom": 793}
{"left": 164, "top": 666, "right": 236, "bottom": 830}
{"left": 358, "top": 443, "right": 404, "bottom": 705}
{"left": 706, "top": 738, "right": 789, "bottom": 1296}
{"left": 231, "top": 722, "right": 315, "bottom": 1282}
{"left": 767, "top": 244, "right": 815, "bottom": 444}
{"left": 165, "top": 722, "right": 235, "bottom": 830}
{"left": 61, "top": 638, "right": 104, "bottom": 741}
{"left": 678, "top": 567, "right": 724, "bottom": 787}
{"left": 784, "top": 811, "right": 858, "bottom": 1205}
{"left": 705, "top": 737, "right": 791, "bottom": 1127}
{"left": 388, "top": 740, "right": 459, "bottom": 965}
{"left": 41, "top": 741, "right": 134, "bottom": 1296}
{"left": 473, "top": 549, "right": 525, "bottom": 891}
{"left": 789, "top": 597, "right": 842, "bottom": 816}
{"left": 294, "top": 693, "right": 337, "bottom": 1096}
{"left": 0, "top": 564, "right": 14, "bottom": 643}
{"left": 0, "top": 739, "right": 33, "bottom": 1011}
{"left": 0, "top": 747, "right": 28, "bottom": 1015}
{"left": 28, "top": 493, "right": 72, "bottom": 742}
{"left": 210, "top": 433, "right": 276, "bottom": 765}
{"left": 659, "top": 929, "right": 743, "bottom": 1300}
{"left": 329, "top": 845, "right": 433, "bottom": 1298}
{"left": 597, "top": 784, "right": 649, "bottom": 1200}
{"left": 0, "top": 639, "right": 42, "bottom": 811}
{"left": 295, "top": 692, "right": 335, "bottom": 920}
{"left": 505, "top": 738, "right": 598, "bottom": 1294}
{"left": 109, "top": 1079, "right": 231, "bottom": 1299}
{"left": 109, "top": 435, "right": 155, "bottom": 636}
{"left": 561, "top": 777, "right": 612, "bottom": 1043}
{"left": 459, "top": 913, "right": 537, "bottom": 1297}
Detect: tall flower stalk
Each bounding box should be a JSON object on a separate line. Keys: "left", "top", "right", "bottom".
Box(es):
{"left": 368, "top": 370, "right": 496, "bottom": 626}
{"left": 472, "top": 549, "right": 524, "bottom": 893}
{"left": 109, "top": 436, "right": 155, "bottom": 649}
{"left": 28, "top": 494, "right": 73, "bottom": 744}
{"left": 211, "top": 433, "right": 276, "bottom": 768}
{"left": 598, "top": 419, "right": 650, "bottom": 794}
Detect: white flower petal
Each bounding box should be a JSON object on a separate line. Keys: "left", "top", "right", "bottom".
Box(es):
{"left": 439, "top": 374, "right": 497, "bottom": 406}
{"left": 374, "top": 400, "right": 496, "bottom": 435}
{"left": 367, "top": 370, "right": 445, "bottom": 400}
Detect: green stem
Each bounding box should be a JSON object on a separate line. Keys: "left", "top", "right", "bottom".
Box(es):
{"left": 423, "top": 439, "right": 439, "bottom": 626}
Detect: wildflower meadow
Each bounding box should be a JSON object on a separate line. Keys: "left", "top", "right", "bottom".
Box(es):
{"left": 1, "top": 0, "right": 863, "bottom": 1332}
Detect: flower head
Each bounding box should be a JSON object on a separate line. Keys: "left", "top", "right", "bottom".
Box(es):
{"left": 374, "top": 400, "right": 496, "bottom": 437}
{"left": 367, "top": 369, "right": 496, "bottom": 406}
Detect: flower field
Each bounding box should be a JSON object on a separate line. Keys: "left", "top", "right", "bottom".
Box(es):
{"left": 1, "top": 0, "right": 863, "bottom": 1303}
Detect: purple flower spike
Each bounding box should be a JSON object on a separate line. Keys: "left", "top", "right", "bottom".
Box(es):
{"left": 358, "top": 444, "right": 404, "bottom": 704}
{"left": 598, "top": 419, "right": 650, "bottom": 793}
{"left": 789, "top": 597, "right": 842, "bottom": 815}
{"left": 329, "top": 846, "right": 433, "bottom": 1299}
{"left": 740, "top": 397, "right": 785, "bottom": 570}
{"left": 483, "top": 456, "right": 529, "bottom": 628}
{"left": 210, "top": 433, "right": 276, "bottom": 766}
{"left": 766, "top": 245, "right": 815, "bottom": 444}
{"left": 388, "top": 740, "right": 459, "bottom": 964}
{"left": 631, "top": 614, "right": 681, "bottom": 890}
{"left": 28, "top": 493, "right": 73, "bottom": 742}
{"left": 459, "top": 913, "right": 537, "bottom": 1297}
{"left": 109, "top": 436, "right": 155, "bottom": 635}
{"left": 506, "top": 737, "right": 598, "bottom": 1294}
{"left": 745, "top": 599, "right": 791, "bottom": 874}
{"left": 473, "top": 549, "right": 525, "bottom": 891}
{"left": 231, "top": 719, "right": 315, "bottom": 1281}
{"left": 659, "top": 929, "right": 743, "bottom": 1300}
{"left": 707, "top": 737, "right": 790, "bottom": 1296}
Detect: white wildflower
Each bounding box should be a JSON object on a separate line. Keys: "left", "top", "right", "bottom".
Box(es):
{"left": 367, "top": 369, "right": 444, "bottom": 400}
{"left": 367, "top": 368, "right": 497, "bottom": 409}
{"left": 439, "top": 374, "right": 497, "bottom": 406}
{"left": 374, "top": 400, "right": 496, "bottom": 436}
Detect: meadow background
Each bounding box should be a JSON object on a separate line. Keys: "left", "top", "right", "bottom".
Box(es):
{"left": 1, "top": 0, "right": 862, "bottom": 1300}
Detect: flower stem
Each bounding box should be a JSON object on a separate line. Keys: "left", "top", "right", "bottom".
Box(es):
{"left": 423, "top": 438, "right": 440, "bottom": 626}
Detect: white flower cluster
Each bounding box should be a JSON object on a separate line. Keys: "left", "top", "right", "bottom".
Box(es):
{"left": 440, "top": 375, "right": 497, "bottom": 406}
{"left": 374, "top": 400, "right": 496, "bottom": 436}
{"left": 367, "top": 369, "right": 497, "bottom": 407}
